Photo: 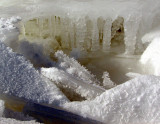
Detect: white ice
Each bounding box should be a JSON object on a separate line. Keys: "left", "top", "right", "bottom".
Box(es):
{"left": 41, "top": 51, "right": 106, "bottom": 100}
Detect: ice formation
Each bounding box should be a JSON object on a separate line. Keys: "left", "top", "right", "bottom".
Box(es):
{"left": 41, "top": 51, "right": 106, "bottom": 100}
{"left": 63, "top": 75, "right": 160, "bottom": 124}
{"left": 9, "top": 0, "right": 159, "bottom": 55}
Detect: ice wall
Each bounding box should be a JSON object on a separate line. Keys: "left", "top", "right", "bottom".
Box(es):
{"left": 6, "top": 0, "right": 159, "bottom": 55}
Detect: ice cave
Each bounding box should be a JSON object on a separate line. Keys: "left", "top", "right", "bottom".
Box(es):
{"left": 0, "top": 0, "right": 160, "bottom": 124}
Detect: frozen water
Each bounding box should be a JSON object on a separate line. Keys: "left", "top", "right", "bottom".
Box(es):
{"left": 41, "top": 51, "right": 106, "bottom": 100}
{"left": 1, "top": 0, "right": 159, "bottom": 54}
{"left": 63, "top": 75, "right": 160, "bottom": 124}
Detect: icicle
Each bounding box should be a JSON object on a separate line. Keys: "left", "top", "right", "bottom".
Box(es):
{"left": 22, "top": 23, "right": 26, "bottom": 38}
{"left": 124, "top": 15, "right": 140, "bottom": 54}
{"left": 48, "top": 16, "right": 53, "bottom": 39}
{"left": 103, "top": 18, "right": 112, "bottom": 52}
{"left": 39, "top": 18, "right": 43, "bottom": 37}
{"left": 91, "top": 19, "right": 99, "bottom": 51}
{"left": 61, "top": 17, "right": 70, "bottom": 48}
{"left": 75, "top": 18, "right": 86, "bottom": 50}
{"left": 85, "top": 16, "right": 92, "bottom": 51}
{"left": 69, "top": 20, "right": 76, "bottom": 49}
{"left": 102, "top": 71, "right": 116, "bottom": 89}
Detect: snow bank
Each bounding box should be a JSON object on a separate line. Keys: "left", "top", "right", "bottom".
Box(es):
{"left": 0, "top": 40, "right": 68, "bottom": 105}
{"left": 63, "top": 75, "right": 160, "bottom": 124}
{"left": 140, "top": 37, "right": 160, "bottom": 75}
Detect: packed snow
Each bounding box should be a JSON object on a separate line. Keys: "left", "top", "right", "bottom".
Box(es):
{"left": 63, "top": 75, "right": 160, "bottom": 124}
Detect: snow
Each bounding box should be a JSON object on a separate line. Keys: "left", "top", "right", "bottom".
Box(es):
{"left": 142, "top": 26, "right": 160, "bottom": 44}
{"left": 63, "top": 75, "right": 160, "bottom": 124}
{"left": 140, "top": 37, "right": 160, "bottom": 76}
{"left": 0, "top": 40, "right": 68, "bottom": 105}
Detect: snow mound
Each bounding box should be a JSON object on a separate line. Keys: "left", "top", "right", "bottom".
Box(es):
{"left": 140, "top": 37, "right": 160, "bottom": 75}
{"left": 0, "top": 41, "right": 68, "bottom": 105}
{"left": 63, "top": 75, "right": 160, "bottom": 124}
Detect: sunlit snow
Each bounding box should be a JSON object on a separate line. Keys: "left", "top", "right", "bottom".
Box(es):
{"left": 1, "top": 0, "right": 160, "bottom": 124}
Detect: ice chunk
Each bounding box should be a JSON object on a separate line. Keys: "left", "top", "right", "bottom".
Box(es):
{"left": 0, "top": 41, "right": 68, "bottom": 105}
{"left": 102, "top": 71, "right": 116, "bottom": 89}
{"left": 55, "top": 50, "right": 100, "bottom": 86}
{"left": 125, "top": 72, "right": 142, "bottom": 79}
{"left": 140, "top": 37, "right": 160, "bottom": 75}
{"left": 63, "top": 75, "right": 160, "bottom": 124}
{"left": 41, "top": 51, "right": 107, "bottom": 100}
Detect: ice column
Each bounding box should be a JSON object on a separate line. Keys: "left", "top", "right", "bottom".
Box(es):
{"left": 124, "top": 15, "right": 140, "bottom": 54}
{"left": 103, "top": 18, "right": 112, "bottom": 51}
{"left": 91, "top": 19, "right": 99, "bottom": 51}
{"left": 61, "top": 17, "right": 70, "bottom": 48}
{"left": 75, "top": 18, "right": 86, "bottom": 50}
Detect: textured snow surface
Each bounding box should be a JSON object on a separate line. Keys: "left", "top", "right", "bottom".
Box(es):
{"left": 140, "top": 37, "right": 160, "bottom": 75}
{"left": 0, "top": 40, "right": 68, "bottom": 105}
{"left": 63, "top": 75, "right": 160, "bottom": 124}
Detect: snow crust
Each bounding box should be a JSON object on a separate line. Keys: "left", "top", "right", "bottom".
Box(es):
{"left": 63, "top": 75, "right": 160, "bottom": 124}
{"left": 0, "top": 40, "right": 68, "bottom": 105}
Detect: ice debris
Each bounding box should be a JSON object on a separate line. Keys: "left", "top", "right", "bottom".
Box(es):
{"left": 41, "top": 51, "right": 106, "bottom": 100}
